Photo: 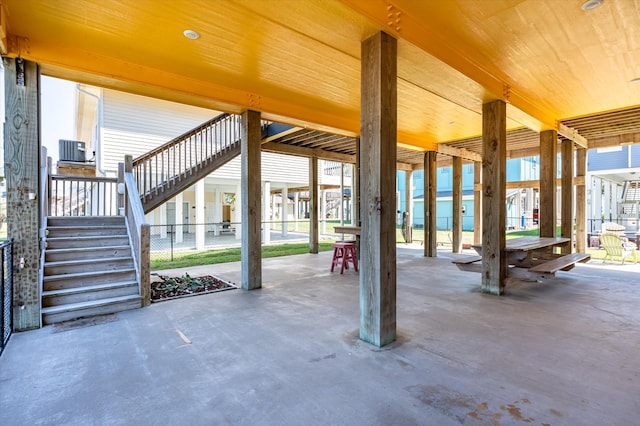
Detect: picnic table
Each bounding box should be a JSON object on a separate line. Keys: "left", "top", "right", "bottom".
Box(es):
{"left": 454, "top": 236, "right": 590, "bottom": 278}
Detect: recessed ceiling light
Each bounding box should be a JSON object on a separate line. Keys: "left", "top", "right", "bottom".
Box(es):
{"left": 581, "top": 0, "right": 603, "bottom": 11}
{"left": 631, "top": 77, "right": 640, "bottom": 84}
{"left": 183, "top": 29, "right": 200, "bottom": 40}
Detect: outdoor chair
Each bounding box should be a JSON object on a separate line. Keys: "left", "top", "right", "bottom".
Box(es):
{"left": 599, "top": 232, "right": 638, "bottom": 265}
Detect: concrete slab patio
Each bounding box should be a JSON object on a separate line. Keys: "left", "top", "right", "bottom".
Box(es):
{"left": 1, "top": 247, "right": 639, "bottom": 425}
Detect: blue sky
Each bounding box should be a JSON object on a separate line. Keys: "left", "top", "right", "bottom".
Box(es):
{"left": 41, "top": 76, "right": 77, "bottom": 163}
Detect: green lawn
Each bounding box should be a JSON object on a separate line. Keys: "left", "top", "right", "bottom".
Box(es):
{"left": 151, "top": 241, "right": 335, "bottom": 270}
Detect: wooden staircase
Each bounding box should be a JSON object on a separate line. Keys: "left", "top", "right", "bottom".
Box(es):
{"left": 41, "top": 216, "right": 142, "bottom": 325}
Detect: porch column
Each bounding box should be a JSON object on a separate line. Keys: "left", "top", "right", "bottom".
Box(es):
{"left": 404, "top": 170, "right": 413, "bottom": 243}
{"left": 481, "top": 100, "right": 507, "bottom": 295}
{"left": 359, "top": 31, "right": 397, "bottom": 347}
{"left": 175, "top": 193, "right": 184, "bottom": 243}
{"left": 195, "top": 179, "right": 205, "bottom": 250}
{"left": 452, "top": 156, "right": 463, "bottom": 253}
{"left": 424, "top": 151, "right": 437, "bottom": 257}
{"left": 281, "top": 185, "right": 288, "bottom": 237}
{"left": 293, "top": 192, "right": 299, "bottom": 231}
{"left": 321, "top": 189, "right": 327, "bottom": 235}
{"left": 340, "top": 162, "right": 345, "bottom": 225}
{"left": 561, "top": 140, "right": 574, "bottom": 253}
{"left": 473, "top": 161, "right": 482, "bottom": 245}
{"left": 309, "top": 157, "right": 319, "bottom": 253}
{"left": 159, "top": 204, "right": 167, "bottom": 239}
{"left": 540, "top": 130, "right": 558, "bottom": 238}
{"left": 241, "top": 109, "right": 262, "bottom": 290}
{"left": 4, "top": 58, "right": 40, "bottom": 330}
{"left": 575, "top": 148, "right": 587, "bottom": 252}
{"left": 263, "top": 181, "right": 271, "bottom": 244}
{"left": 354, "top": 138, "right": 360, "bottom": 227}
{"left": 235, "top": 183, "right": 242, "bottom": 240}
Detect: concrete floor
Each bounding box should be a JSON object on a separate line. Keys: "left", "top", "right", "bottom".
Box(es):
{"left": 1, "top": 246, "right": 639, "bottom": 425}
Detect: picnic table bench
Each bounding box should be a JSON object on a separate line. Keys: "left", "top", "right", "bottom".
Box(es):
{"left": 453, "top": 237, "right": 590, "bottom": 280}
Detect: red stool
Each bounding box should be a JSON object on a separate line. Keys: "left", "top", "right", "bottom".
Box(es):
{"left": 330, "top": 241, "right": 358, "bottom": 274}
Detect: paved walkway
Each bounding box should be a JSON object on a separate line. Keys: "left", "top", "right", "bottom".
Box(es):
{"left": 1, "top": 246, "right": 639, "bottom": 425}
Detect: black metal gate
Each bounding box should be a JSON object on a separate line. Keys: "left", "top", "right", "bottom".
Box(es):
{"left": 0, "top": 239, "right": 13, "bottom": 356}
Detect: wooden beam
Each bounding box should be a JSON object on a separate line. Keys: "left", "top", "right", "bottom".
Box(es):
{"left": 359, "top": 31, "right": 397, "bottom": 348}
{"left": 4, "top": 58, "right": 41, "bottom": 330}
{"left": 588, "top": 132, "right": 640, "bottom": 149}
{"left": 240, "top": 110, "right": 262, "bottom": 290}
{"left": 437, "top": 144, "right": 482, "bottom": 162}
{"left": 575, "top": 148, "right": 587, "bottom": 253}
{"left": 475, "top": 176, "right": 585, "bottom": 191}
{"left": 557, "top": 123, "right": 587, "bottom": 148}
{"left": 452, "top": 156, "right": 462, "bottom": 253}
{"left": 424, "top": 151, "right": 438, "bottom": 257}
{"left": 261, "top": 141, "right": 354, "bottom": 162}
{"left": 561, "top": 140, "right": 574, "bottom": 254}
{"left": 539, "top": 130, "right": 558, "bottom": 238}
{"left": 481, "top": 100, "right": 507, "bottom": 295}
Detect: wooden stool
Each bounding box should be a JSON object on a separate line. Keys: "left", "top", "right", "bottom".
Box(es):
{"left": 330, "top": 241, "right": 358, "bottom": 274}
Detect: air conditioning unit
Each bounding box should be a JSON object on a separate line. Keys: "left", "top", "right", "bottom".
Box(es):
{"left": 59, "top": 140, "right": 86, "bottom": 162}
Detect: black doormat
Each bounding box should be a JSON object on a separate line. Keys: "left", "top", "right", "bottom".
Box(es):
{"left": 150, "top": 273, "right": 237, "bottom": 302}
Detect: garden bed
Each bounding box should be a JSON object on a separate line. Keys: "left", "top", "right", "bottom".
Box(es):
{"left": 150, "top": 273, "right": 237, "bottom": 302}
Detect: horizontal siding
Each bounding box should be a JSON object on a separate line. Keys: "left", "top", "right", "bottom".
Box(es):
{"left": 101, "top": 90, "right": 218, "bottom": 173}
{"left": 588, "top": 146, "right": 629, "bottom": 171}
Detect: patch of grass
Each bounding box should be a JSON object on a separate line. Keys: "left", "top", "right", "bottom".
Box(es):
{"left": 151, "top": 242, "right": 335, "bottom": 270}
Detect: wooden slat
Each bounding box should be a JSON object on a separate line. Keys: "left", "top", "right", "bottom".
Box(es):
{"left": 529, "top": 253, "right": 590, "bottom": 274}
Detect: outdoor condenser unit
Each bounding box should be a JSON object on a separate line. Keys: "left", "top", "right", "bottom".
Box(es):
{"left": 58, "top": 139, "right": 86, "bottom": 162}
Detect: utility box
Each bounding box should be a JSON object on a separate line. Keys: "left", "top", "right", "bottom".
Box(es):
{"left": 59, "top": 139, "right": 86, "bottom": 162}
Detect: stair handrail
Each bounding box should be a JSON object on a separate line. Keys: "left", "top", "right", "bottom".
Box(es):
{"left": 123, "top": 156, "right": 150, "bottom": 306}
{"left": 131, "top": 112, "right": 241, "bottom": 199}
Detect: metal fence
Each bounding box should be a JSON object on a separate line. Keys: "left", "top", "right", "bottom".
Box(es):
{"left": 148, "top": 220, "right": 362, "bottom": 262}
{"left": 1, "top": 239, "right": 13, "bottom": 357}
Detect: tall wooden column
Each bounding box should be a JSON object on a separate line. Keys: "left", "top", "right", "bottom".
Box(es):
{"left": 359, "top": 31, "right": 397, "bottom": 347}
{"left": 481, "top": 100, "right": 507, "bottom": 295}
{"left": 4, "top": 58, "right": 41, "bottom": 330}
{"left": 540, "top": 130, "right": 558, "bottom": 238}
{"left": 452, "top": 156, "right": 463, "bottom": 253}
{"left": 309, "top": 156, "right": 319, "bottom": 253}
{"left": 240, "top": 110, "right": 262, "bottom": 290}
{"left": 473, "top": 161, "right": 482, "bottom": 245}
{"left": 424, "top": 151, "right": 437, "bottom": 257}
{"left": 575, "top": 148, "right": 587, "bottom": 253}
{"left": 561, "top": 140, "right": 574, "bottom": 253}
{"left": 404, "top": 170, "right": 413, "bottom": 243}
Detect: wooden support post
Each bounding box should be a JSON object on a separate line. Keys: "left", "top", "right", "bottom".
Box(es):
{"left": 473, "top": 161, "right": 482, "bottom": 245}
{"left": 452, "top": 156, "right": 462, "bottom": 253}
{"left": 4, "top": 58, "right": 41, "bottom": 330}
{"left": 424, "top": 151, "right": 437, "bottom": 257}
{"left": 481, "top": 100, "right": 507, "bottom": 295}
{"left": 540, "top": 130, "right": 558, "bottom": 238}
{"left": 309, "top": 156, "right": 319, "bottom": 253}
{"left": 359, "top": 31, "right": 397, "bottom": 347}
{"left": 241, "top": 110, "right": 262, "bottom": 290}
{"left": 561, "top": 140, "right": 574, "bottom": 254}
{"left": 575, "top": 148, "right": 587, "bottom": 253}
{"left": 404, "top": 170, "right": 413, "bottom": 243}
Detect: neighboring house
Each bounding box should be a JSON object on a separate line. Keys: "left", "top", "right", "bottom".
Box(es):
{"left": 398, "top": 145, "right": 640, "bottom": 234}
{"left": 73, "top": 85, "right": 354, "bottom": 242}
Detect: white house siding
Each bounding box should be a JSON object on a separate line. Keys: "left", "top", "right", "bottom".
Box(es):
{"left": 101, "top": 89, "right": 217, "bottom": 175}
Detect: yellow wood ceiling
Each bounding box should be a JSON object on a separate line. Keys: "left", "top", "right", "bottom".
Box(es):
{"left": 3, "top": 0, "right": 639, "bottom": 152}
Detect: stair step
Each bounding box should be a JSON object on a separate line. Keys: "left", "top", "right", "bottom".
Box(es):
{"left": 44, "top": 268, "right": 137, "bottom": 291}
{"left": 45, "top": 235, "right": 130, "bottom": 249}
{"left": 46, "top": 216, "right": 125, "bottom": 227}
{"left": 44, "top": 257, "right": 135, "bottom": 275}
{"left": 45, "top": 245, "right": 132, "bottom": 262}
{"left": 42, "top": 281, "right": 139, "bottom": 307}
{"left": 41, "top": 294, "right": 142, "bottom": 325}
{"left": 46, "top": 225, "right": 128, "bottom": 238}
